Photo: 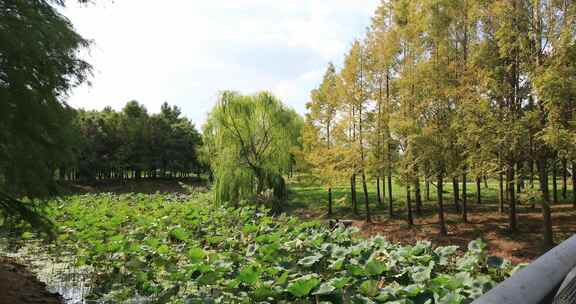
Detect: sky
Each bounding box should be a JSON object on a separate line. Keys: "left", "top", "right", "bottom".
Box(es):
{"left": 61, "top": 0, "right": 380, "bottom": 127}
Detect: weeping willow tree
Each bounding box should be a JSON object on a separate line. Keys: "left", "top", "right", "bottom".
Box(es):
{"left": 203, "top": 91, "right": 302, "bottom": 209}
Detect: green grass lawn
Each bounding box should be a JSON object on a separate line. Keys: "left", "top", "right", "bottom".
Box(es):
{"left": 286, "top": 175, "right": 574, "bottom": 220}
{"left": 286, "top": 175, "right": 576, "bottom": 263}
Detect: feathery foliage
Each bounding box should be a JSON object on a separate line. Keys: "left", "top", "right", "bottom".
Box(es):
{"left": 203, "top": 91, "right": 302, "bottom": 208}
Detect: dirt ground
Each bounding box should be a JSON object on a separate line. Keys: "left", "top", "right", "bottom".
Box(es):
{"left": 0, "top": 256, "right": 62, "bottom": 304}
{"left": 347, "top": 203, "right": 576, "bottom": 264}
{"left": 288, "top": 180, "right": 576, "bottom": 264}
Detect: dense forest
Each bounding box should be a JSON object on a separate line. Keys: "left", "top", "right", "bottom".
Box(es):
{"left": 302, "top": 0, "right": 576, "bottom": 249}
{"left": 64, "top": 101, "right": 203, "bottom": 182}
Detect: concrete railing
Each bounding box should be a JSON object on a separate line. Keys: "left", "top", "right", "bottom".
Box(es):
{"left": 472, "top": 234, "right": 576, "bottom": 304}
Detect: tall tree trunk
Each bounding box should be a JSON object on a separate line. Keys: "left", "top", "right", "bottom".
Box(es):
{"left": 572, "top": 161, "right": 576, "bottom": 208}
{"left": 562, "top": 159, "right": 568, "bottom": 199}
{"left": 328, "top": 187, "right": 333, "bottom": 216}
{"left": 407, "top": 184, "right": 413, "bottom": 226}
{"left": 532, "top": 0, "right": 552, "bottom": 248}
{"left": 552, "top": 159, "right": 558, "bottom": 204}
{"left": 351, "top": 175, "right": 358, "bottom": 215}
{"left": 388, "top": 168, "right": 393, "bottom": 218}
{"left": 538, "top": 158, "right": 554, "bottom": 249}
{"left": 499, "top": 170, "right": 505, "bottom": 213}
{"left": 438, "top": 174, "right": 447, "bottom": 236}
{"left": 376, "top": 178, "right": 382, "bottom": 206}
{"left": 452, "top": 177, "right": 460, "bottom": 213}
{"left": 462, "top": 172, "right": 468, "bottom": 223}
{"left": 508, "top": 164, "right": 517, "bottom": 232}
{"left": 255, "top": 169, "right": 266, "bottom": 196}
{"left": 425, "top": 176, "right": 430, "bottom": 201}
{"left": 362, "top": 172, "right": 371, "bottom": 223}
{"left": 381, "top": 170, "right": 386, "bottom": 207}
{"left": 476, "top": 176, "right": 481, "bottom": 204}
{"left": 386, "top": 67, "right": 393, "bottom": 218}
{"left": 376, "top": 74, "right": 384, "bottom": 209}
{"left": 415, "top": 175, "right": 422, "bottom": 216}
{"left": 516, "top": 162, "right": 523, "bottom": 193}
{"left": 530, "top": 159, "right": 535, "bottom": 188}
{"left": 505, "top": 172, "right": 510, "bottom": 202}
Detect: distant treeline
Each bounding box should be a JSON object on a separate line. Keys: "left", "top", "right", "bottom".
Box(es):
{"left": 58, "top": 101, "right": 203, "bottom": 183}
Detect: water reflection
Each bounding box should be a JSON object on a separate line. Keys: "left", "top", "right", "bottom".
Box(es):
{"left": 1, "top": 239, "right": 93, "bottom": 304}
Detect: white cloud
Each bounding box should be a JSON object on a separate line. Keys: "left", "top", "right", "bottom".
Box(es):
{"left": 61, "top": 0, "right": 380, "bottom": 125}
{"left": 273, "top": 67, "right": 325, "bottom": 111}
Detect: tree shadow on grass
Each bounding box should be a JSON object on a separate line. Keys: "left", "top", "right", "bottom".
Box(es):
{"left": 287, "top": 181, "right": 576, "bottom": 264}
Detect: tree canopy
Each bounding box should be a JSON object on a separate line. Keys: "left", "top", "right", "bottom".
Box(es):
{"left": 68, "top": 101, "right": 203, "bottom": 182}
{"left": 203, "top": 91, "right": 302, "bottom": 209}
{"left": 0, "top": 0, "right": 91, "bottom": 229}
{"left": 303, "top": 0, "right": 576, "bottom": 248}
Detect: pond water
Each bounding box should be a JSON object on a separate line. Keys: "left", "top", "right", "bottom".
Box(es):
{"left": 1, "top": 238, "right": 94, "bottom": 304}
{"left": 1, "top": 236, "right": 163, "bottom": 304}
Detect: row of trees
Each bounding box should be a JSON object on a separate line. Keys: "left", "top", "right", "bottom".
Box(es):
{"left": 63, "top": 101, "right": 203, "bottom": 182}
{"left": 303, "top": 0, "right": 576, "bottom": 248}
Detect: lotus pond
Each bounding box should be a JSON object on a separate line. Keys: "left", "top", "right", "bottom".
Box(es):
{"left": 1, "top": 193, "right": 521, "bottom": 303}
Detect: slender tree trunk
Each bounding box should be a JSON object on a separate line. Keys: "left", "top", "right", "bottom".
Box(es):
{"left": 476, "top": 176, "right": 481, "bottom": 204}
{"left": 376, "top": 177, "right": 382, "bottom": 206}
{"left": 328, "top": 187, "right": 333, "bottom": 216}
{"left": 572, "top": 161, "right": 576, "bottom": 208}
{"left": 508, "top": 164, "right": 517, "bottom": 232}
{"left": 351, "top": 175, "right": 358, "bottom": 215}
{"left": 362, "top": 172, "right": 371, "bottom": 223}
{"left": 386, "top": 67, "right": 393, "bottom": 218}
{"left": 438, "top": 174, "right": 447, "bottom": 236}
{"left": 381, "top": 170, "right": 386, "bottom": 207}
{"left": 462, "top": 172, "right": 468, "bottom": 223}
{"left": 552, "top": 159, "right": 558, "bottom": 204}
{"left": 516, "top": 162, "right": 523, "bottom": 193}
{"left": 538, "top": 158, "right": 554, "bottom": 249}
{"left": 415, "top": 175, "right": 422, "bottom": 216}
{"left": 452, "top": 176, "right": 460, "bottom": 213}
{"left": 255, "top": 170, "right": 266, "bottom": 196}
{"left": 532, "top": 0, "right": 552, "bottom": 247}
{"left": 530, "top": 160, "right": 535, "bottom": 188}
{"left": 407, "top": 184, "right": 413, "bottom": 226}
{"left": 425, "top": 176, "right": 430, "bottom": 201}
{"left": 505, "top": 172, "right": 509, "bottom": 202}
{"left": 388, "top": 168, "right": 393, "bottom": 218}
{"left": 484, "top": 175, "right": 488, "bottom": 188}
{"left": 499, "top": 170, "right": 505, "bottom": 213}
{"left": 377, "top": 75, "right": 384, "bottom": 209}
{"left": 562, "top": 159, "right": 567, "bottom": 199}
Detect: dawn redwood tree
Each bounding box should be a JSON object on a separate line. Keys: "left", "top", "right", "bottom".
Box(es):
{"left": 530, "top": 0, "right": 576, "bottom": 248}
{"left": 303, "top": 63, "right": 341, "bottom": 216}
{"left": 341, "top": 41, "right": 373, "bottom": 222}
{"left": 370, "top": 1, "right": 400, "bottom": 218}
